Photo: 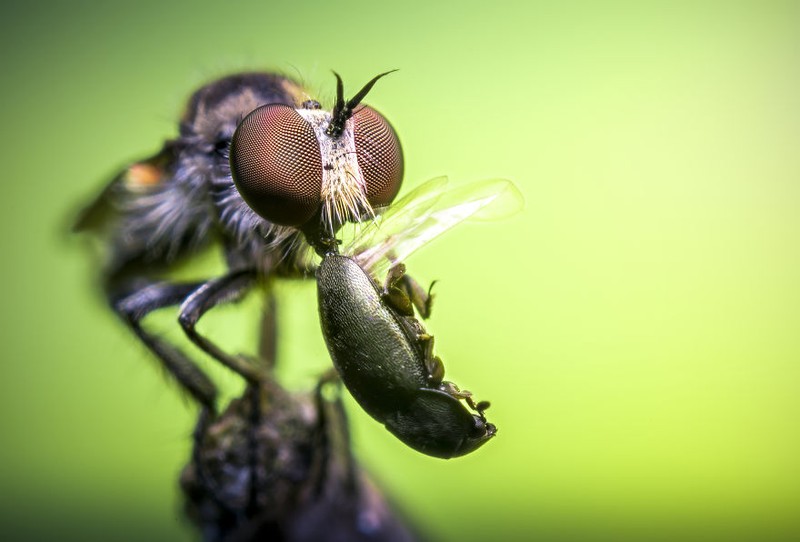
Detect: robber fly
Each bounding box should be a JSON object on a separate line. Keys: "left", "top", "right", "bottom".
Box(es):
{"left": 74, "top": 70, "right": 403, "bottom": 412}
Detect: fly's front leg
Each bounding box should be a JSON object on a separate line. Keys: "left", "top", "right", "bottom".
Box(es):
{"left": 178, "top": 269, "right": 263, "bottom": 385}
{"left": 112, "top": 281, "right": 218, "bottom": 409}
{"left": 381, "top": 263, "right": 436, "bottom": 319}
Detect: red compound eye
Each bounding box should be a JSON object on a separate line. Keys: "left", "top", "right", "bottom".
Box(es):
{"left": 230, "top": 104, "right": 323, "bottom": 226}
{"left": 352, "top": 106, "right": 404, "bottom": 208}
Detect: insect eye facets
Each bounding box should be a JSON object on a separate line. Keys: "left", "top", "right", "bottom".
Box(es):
{"left": 230, "top": 104, "right": 323, "bottom": 226}
{"left": 352, "top": 106, "right": 404, "bottom": 208}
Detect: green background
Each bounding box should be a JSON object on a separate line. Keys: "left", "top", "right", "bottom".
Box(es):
{"left": 2, "top": 1, "right": 798, "bottom": 540}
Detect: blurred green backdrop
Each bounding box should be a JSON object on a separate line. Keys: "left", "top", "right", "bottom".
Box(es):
{"left": 1, "top": 1, "right": 798, "bottom": 540}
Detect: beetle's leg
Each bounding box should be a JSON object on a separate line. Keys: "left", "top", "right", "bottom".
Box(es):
{"left": 113, "top": 281, "right": 218, "bottom": 409}
{"left": 417, "top": 332, "right": 434, "bottom": 355}
{"left": 382, "top": 264, "right": 414, "bottom": 316}
{"left": 401, "top": 275, "right": 436, "bottom": 319}
{"left": 178, "top": 269, "right": 263, "bottom": 385}
{"left": 382, "top": 263, "right": 436, "bottom": 319}
{"left": 383, "top": 263, "right": 407, "bottom": 291}
{"left": 440, "top": 380, "right": 473, "bottom": 401}
{"left": 427, "top": 356, "right": 445, "bottom": 385}
{"left": 439, "top": 381, "right": 492, "bottom": 419}
{"left": 466, "top": 396, "right": 491, "bottom": 423}
{"left": 416, "top": 333, "right": 445, "bottom": 384}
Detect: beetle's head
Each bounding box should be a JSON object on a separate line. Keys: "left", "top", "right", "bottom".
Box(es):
{"left": 228, "top": 71, "right": 403, "bottom": 241}
{"left": 385, "top": 389, "right": 497, "bottom": 459}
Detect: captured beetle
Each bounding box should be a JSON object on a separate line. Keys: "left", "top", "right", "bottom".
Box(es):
{"left": 74, "top": 70, "right": 403, "bottom": 412}
{"left": 316, "top": 254, "right": 495, "bottom": 458}
{"left": 309, "top": 178, "right": 522, "bottom": 458}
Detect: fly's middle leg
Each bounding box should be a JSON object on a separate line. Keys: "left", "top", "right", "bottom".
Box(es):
{"left": 178, "top": 269, "right": 263, "bottom": 385}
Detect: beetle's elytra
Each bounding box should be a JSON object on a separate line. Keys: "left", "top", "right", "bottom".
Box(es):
{"left": 317, "top": 254, "right": 496, "bottom": 459}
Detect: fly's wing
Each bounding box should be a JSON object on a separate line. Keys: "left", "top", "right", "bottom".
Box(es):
{"left": 342, "top": 175, "right": 448, "bottom": 253}
{"left": 347, "top": 177, "right": 523, "bottom": 279}
{"left": 74, "top": 136, "right": 226, "bottom": 270}
{"left": 72, "top": 142, "right": 178, "bottom": 234}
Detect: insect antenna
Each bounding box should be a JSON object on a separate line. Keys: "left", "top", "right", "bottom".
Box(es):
{"left": 325, "top": 70, "right": 398, "bottom": 138}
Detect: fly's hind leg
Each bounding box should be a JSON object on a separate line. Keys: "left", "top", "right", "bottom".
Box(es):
{"left": 112, "top": 275, "right": 222, "bottom": 502}
{"left": 112, "top": 280, "right": 218, "bottom": 409}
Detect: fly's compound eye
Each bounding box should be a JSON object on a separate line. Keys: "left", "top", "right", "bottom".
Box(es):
{"left": 352, "top": 106, "right": 404, "bottom": 208}
{"left": 230, "top": 104, "right": 323, "bottom": 226}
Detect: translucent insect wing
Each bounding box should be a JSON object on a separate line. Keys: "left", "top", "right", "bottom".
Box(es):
{"left": 349, "top": 177, "right": 523, "bottom": 278}
{"left": 346, "top": 175, "right": 449, "bottom": 252}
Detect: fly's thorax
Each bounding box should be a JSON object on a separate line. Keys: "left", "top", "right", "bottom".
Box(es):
{"left": 295, "top": 109, "right": 372, "bottom": 234}
{"left": 182, "top": 73, "right": 303, "bottom": 144}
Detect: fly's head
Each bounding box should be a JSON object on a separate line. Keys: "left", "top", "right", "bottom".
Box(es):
{"left": 228, "top": 71, "right": 404, "bottom": 251}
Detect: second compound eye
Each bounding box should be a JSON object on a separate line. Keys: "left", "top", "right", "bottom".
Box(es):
{"left": 352, "top": 106, "right": 404, "bottom": 208}
{"left": 230, "top": 104, "right": 323, "bottom": 226}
